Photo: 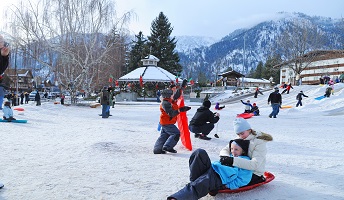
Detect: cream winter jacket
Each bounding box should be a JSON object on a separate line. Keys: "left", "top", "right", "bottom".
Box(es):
{"left": 219, "top": 130, "right": 273, "bottom": 176}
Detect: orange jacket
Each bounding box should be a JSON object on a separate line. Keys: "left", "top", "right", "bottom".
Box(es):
{"left": 159, "top": 98, "right": 179, "bottom": 125}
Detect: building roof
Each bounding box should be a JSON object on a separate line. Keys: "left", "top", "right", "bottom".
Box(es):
{"left": 218, "top": 70, "right": 244, "bottom": 78}
{"left": 274, "top": 50, "right": 344, "bottom": 68}
{"left": 118, "top": 66, "right": 182, "bottom": 82}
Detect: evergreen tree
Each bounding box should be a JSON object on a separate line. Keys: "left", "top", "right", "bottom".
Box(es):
{"left": 147, "top": 12, "right": 182, "bottom": 74}
{"left": 253, "top": 61, "right": 264, "bottom": 79}
{"left": 262, "top": 55, "right": 281, "bottom": 84}
{"left": 128, "top": 31, "right": 148, "bottom": 72}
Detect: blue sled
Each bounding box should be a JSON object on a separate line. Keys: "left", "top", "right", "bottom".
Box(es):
{"left": 0, "top": 119, "right": 28, "bottom": 123}
{"left": 314, "top": 96, "right": 326, "bottom": 100}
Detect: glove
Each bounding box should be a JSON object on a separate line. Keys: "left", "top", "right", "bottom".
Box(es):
{"left": 173, "top": 89, "right": 181, "bottom": 100}
{"left": 181, "top": 79, "right": 188, "bottom": 88}
{"left": 220, "top": 156, "right": 233, "bottom": 167}
{"left": 179, "top": 106, "right": 191, "bottom": 112}
{"left": 214, "top": 112, "right": 220, "bottom": 117}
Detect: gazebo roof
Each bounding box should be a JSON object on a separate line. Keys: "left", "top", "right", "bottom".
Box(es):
{"left": 118, "top": 66, "right": 182, "bottom": 82}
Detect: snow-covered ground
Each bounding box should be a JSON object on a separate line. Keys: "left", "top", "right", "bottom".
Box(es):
{"left": 1, "top": 83, "right": 344, "bottom": 200}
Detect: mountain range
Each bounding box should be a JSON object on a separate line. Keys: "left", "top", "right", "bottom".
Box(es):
{"left": 175, "top": 12, "right": 344, "bottom": 81}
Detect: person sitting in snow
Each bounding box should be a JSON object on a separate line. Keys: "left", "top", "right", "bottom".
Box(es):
{"left": 296, "top": 91, "right": 308, "bottom": 107}
{"left": 241, "top": 99, "right": 253, "bottom": 113}
{"left": 214, "top": 102, "right": 225, "bottom": 110}
{"left": 250, "top": 103, "right": 260, "bottom": 116}
{"left": 167, "top": 118, "right": 273, "bottom": 200}
{"left": 153, "top": 89, "right": 191, "bottom": 154}
{"left": 2, "top": 101, "right": 16, "bottom": 121}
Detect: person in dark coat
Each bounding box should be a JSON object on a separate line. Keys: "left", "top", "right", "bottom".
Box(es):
{"left": 0, "top": 34, "right": 10, "bottom": 75}
{"left": 20, "top": 92, "right": 24, "bottom": 104}
{"left": 250, "top": 103, "right": 260, "bottom": 116}
{"left": 296, "top": 91, "right": 308, "bottom": 107}
{"left": 100, "top": 86, "right": 110, "bottom": 118}
{"left": 35, "top": 90, "right": 41, "bottom": 106}
{"left": 24, "top": 92, "right": 29, "bottom": 104}
{"left": 268, "top": 87, "right": 282, "bottom": 118}
{"left": 324, "top": 87, "right": 332, "bottom": 97}
{"left": 189, "top": 100, "right": 220, "bottom": 140}
{"left": 254, "top": 87, "right": 263, "bottom": 98}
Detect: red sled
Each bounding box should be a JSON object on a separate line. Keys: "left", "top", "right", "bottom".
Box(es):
{"left": 237, "top": 113, "right": 254, "bottom": 119}
{"left": 216, "top": 171, "right": 275, "bottom": 194}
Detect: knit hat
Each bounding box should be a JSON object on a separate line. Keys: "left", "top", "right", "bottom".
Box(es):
{"left": 229, "top": 139, "right": 250, "bottom": 156}
{"left": 274, "top": 87, "right": 279, "bottom": 91}
{"left": 253, "top": 103, "right": 256, "bottom": 106}
{"left": 161, "top": 89, "right": 173, "bottom": 98}
{"left": 233, "top": 118, "right": 251, "bottom": 134}
{"left": 203, "top": 100, "right": 211, "bottom": 108}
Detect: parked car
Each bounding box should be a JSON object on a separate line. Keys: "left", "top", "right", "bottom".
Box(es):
{"left": 29, "top": 91, "right": 44, "bottom": 101}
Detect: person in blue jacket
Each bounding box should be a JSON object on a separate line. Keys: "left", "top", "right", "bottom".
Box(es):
{"left": 240, "top": 99, "right": 252, "bottom": 113}
{"left": 167, "top": 138, "right": 252, "bottom": 200}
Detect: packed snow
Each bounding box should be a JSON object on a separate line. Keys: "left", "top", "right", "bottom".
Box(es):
{"left": 1, "top": 83, "right": 344, "bottom": 200}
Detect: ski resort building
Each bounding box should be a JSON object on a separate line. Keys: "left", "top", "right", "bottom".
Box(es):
{"left": 276, "top": 50, "right": 344, "bottom": 85}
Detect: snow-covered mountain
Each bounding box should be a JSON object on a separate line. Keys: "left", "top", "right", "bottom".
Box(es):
{"left": 174, "top": 36, "right": 219, "bottom": 53}
{"left": 177, "top": 12, "right": 344, "bottom": 81}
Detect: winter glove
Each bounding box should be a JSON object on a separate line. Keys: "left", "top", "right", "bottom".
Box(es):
{"left": 179, "top": 106, "right": 191, "bottom": 112}
{"left": 181, "top": 79, "right": 188, "bottom": 88}
{"left": 220, "top": 156, "right": 233, "bottom": 167}
{"left": 173, "top": 89, "right": 181, "bottom": 100}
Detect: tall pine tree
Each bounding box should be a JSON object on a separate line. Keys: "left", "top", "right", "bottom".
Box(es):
{"left": 147, "top": 12, "right": 182, "bottom": 74}
{"left": 128, "top": 31, "right": 148, "bottom": 72}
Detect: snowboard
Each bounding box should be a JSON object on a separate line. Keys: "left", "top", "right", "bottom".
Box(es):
{"left": 314, "top": 96, "right": 326, "bottom": 100}
{"left": 0, "top": 119, "right": 28, "bottom": 123}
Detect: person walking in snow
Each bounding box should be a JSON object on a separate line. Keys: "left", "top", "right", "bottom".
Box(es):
{"left": 189, "top": 100, "right": 220, "bottom": 140}
{"left": 296, "top": 91, "right": 308, "bottom": 107}
{"left": 241, "top": 99, "right": 253, "bottom": 113}
{"left": 167, "top": 118, "right": 273, "bottom": 200}
{"left": 35, "top": 90, "right": 41, "bottom": 106}
{"left": 268, "top": 87, "right": 282, "bottom": 118}
{"left": 153, "top": 89, "right": 191, "bottom": 154}
{"left": 254, "top": 87, "right": 263, "bottom": 98}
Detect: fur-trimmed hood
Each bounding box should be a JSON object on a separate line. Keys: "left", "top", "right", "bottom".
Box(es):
{"left": 256, "top": 131, "right": 273, "bottom": 142}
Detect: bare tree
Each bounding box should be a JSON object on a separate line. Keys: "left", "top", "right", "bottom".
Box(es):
{"left": 6, "top": 0, "right": 132, "bottom": 102}
{"left": 275, "top": 18, "right": 325, "bottom": 84}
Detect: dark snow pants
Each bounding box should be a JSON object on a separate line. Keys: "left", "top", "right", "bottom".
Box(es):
{"left": 168, "top": 149, "right": 223, "bottom": 200}
{"left": 153, "top": 124, "right": 180, "bottom": 153}
{"left": 189, "top": 123, "right": 215, "bottom": 136}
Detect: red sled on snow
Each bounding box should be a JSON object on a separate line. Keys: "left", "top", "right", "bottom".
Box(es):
{"left": 237, "top": 113, "right": 254, "bottom": 119}
{"left": 212, "top": 171, "right": 275, "bottom": 195}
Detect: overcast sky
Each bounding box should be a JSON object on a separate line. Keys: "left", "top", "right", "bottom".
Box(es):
{"left": 1, "top": 0, "right": 344, "bottom": 39}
